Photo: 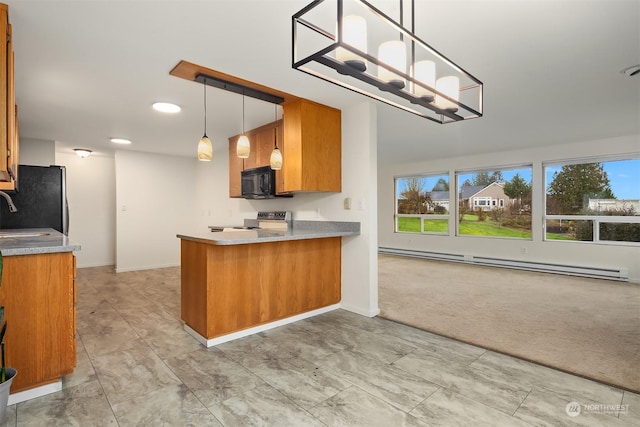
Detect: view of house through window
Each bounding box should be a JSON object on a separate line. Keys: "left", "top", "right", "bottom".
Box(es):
{"left": 395, "top": 174, "right": 450, "bottom": 234}
{"left": 544, "top": 158, "right": 640, "bottom": 244}
{"left": 456, "top": 167, "right": 532, "bottom": 238}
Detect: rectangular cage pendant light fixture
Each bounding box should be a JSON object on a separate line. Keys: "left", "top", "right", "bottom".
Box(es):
{"left": 292, "top": 0, "right": 483, "bottom": 124}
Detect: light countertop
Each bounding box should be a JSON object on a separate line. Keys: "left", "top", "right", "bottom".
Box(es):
{"left": 0, "top": 228, "right": 81, "bottom": 256}
{"left": 178, "top": 220, "right": 360, "bottom": 246}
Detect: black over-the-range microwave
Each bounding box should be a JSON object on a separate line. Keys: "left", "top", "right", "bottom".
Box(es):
{"left": 241, "top": 166, "right": 292, "bottom": 199}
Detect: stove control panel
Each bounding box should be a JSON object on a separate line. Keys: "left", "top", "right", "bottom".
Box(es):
{"left": 257, "top": 211, "right": 292, "bottom": 222}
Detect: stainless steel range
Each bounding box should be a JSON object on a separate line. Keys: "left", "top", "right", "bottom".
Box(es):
{"left": 256, "top": 211, "right": 292, "bottom": 230}
{"left": 210, "top": 211, "right": 292, "bottom": 232}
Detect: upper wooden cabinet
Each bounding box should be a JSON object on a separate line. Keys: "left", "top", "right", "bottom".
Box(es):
{"left": 0, "top": 3, "right": 18, "bottom": 189}
{"left": 228, "top": 99, "right": 341, "bottom": 197}
{"left": 281, "top": 99, "right": 341, "bottom": 193}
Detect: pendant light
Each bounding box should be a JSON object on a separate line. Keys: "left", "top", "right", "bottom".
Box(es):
{"left": 335, "top": 15, "right": 367, "bottom": 72}
{"left": 236, "top": 94, "right": 250, "bottom": 158}
{"left": 378, "top": 40, "right": 406, "bottom": 89}
{"left": 412, "top": 60, "right": 435, "bottom": 101}
{"left": 270, "top": 104, "right": 282, "bottom": 170}
{"left": 197, "top": 78, "right": 213, "bottom": 161}
{"left": 435, "top": 76, "right": 460, "bottom": 112}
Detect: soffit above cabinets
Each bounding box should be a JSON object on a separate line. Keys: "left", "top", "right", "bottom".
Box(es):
{"left": 169, "top": 60, "right": 301, "bottom": 105}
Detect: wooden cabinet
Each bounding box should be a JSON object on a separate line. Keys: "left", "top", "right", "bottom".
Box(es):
{"left": 181, "top": 237, "right": 341, "bottom": 339}
{"left": 228, "top": 98, "right": 341, "bottom": 197}
{"left": 0, "top": 252, "right": 76, "bottom": 393}
{"left": 228, "top": 135, "right": 244, "bottom": 198}
{"left": 0, "top": 3, "right": 18, "bottom": 189}
{"left": 281, "top": 99, "right": 341, "bottom": 193}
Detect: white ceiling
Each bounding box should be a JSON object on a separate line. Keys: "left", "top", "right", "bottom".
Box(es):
{"left": 5, "top": 0, "right": 640, "bottom": 165}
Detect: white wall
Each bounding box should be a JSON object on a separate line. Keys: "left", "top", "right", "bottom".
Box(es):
{"left": 19, "top": 137, "right": 55, "bottom": 166}
{"left": 114, "top": 150, "right": 197, "bottom": 272}
{"left": 378, "top": 134, "right": 640, "bottom": 282}
{"left": 55, "top": 152, "right": 116, "bottom": 268}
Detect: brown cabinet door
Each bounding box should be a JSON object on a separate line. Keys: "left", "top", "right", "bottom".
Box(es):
{"left": 1, "top": 252, "right": 76, "bottom": 393}
{"left": 228, "top": 136, "right": 243, "bottom": 198}
{"left": 0, "top": 6, "right": 9, "bottom": 182}
{"left": 256, "top": 124, "right": 277, "bottom": 167}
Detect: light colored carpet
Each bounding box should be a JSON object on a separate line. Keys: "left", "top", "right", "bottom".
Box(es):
{"left": 378, "top": 254, "right": 640, "bottom": 393}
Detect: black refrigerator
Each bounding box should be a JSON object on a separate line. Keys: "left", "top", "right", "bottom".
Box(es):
{"left": 0, "top": 165, "right": 69, "bottom": 235}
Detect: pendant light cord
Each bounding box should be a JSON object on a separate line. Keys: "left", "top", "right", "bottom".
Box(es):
{"left": 242, "top": 94, "right": 245, "bottom": 133}
{"left": 273, "top": 104, "right": 278, "bottom": 149}
{"left": 203, "top": 78, "right": 207, "bottom": 136}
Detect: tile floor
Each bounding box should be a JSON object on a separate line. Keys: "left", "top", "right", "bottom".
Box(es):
{"left": 2, "top": 265, "right": 638, "bottom": 426}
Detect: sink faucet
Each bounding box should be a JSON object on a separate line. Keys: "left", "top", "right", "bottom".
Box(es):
{"left": 0, "top": 191, "right": 17, "bottom": 212}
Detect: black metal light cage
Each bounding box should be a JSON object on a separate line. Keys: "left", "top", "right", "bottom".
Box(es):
{"left": 292, "top": 0, "right": 483, "bottom": 124}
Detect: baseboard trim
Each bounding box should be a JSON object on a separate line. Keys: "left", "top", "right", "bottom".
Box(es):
{"left": 184, "top": 303, "right": 342, "bottom": 347}
{"left": 340, "top": 303, "right": 380, "bottom": 318}
{"left": 115, "top": 263, "right": 180, "bottom": 273}
{"left": 379, "top": 247, "right": 629, "bottom": 281}
{"left": 8, "top": 380, "right": 62, "bottom": 405}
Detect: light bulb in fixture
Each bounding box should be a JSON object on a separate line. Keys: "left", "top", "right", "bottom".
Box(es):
{"left": 336, "top": 15, "right": 367, "bottom": 72}
{"left": 377, "top": 40, "right": 406, "bottom": 89}
{"left": 435, "top": 76, "right": 460, "bottom": 112}
{"left": 236, "top": 135, "right": 250, "bottom": 158}
{"left": 412, "top": 60, "right": 436, "bottom": 102}
{"left": 197, "top": 136, "right": 213, "bottom": 161}
{"left": 270, "top": 104, "right": 282, "bottom": 170}
{"left": 74, "top": 149, "right": 92, "bottom": 158}
{"left": 236, "top": 95, "right": 250, "bottom": 158}
{"left": 197, "top": 79, "right": 213, "bottom": 161}
{"left": 270, "top": 147, "right": 282, "bottom": 170}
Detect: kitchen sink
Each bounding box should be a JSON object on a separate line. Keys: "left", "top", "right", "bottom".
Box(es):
{"left": 0, "top": 232, "right": 51, "bottom": 239}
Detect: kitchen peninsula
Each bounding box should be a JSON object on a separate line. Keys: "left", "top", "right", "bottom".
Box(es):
{"left": 177, "top": 220, "right": 359, "bottom": 346}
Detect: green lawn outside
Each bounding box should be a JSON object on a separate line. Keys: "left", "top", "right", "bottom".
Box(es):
{"left": 424, "top": 219, "right": 448, "bottom": 233}
{"left": 397, "top": 214, "right": 533, "bottom": 238}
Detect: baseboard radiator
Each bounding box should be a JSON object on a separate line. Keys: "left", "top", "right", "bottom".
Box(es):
{"left": 378, "top": 247, "right": 629, "bottom": 281}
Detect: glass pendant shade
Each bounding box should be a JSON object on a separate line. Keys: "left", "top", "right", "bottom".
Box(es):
{"left": 236, "top": 135, "right": 250, "bottom": 158}
{"left": 336, "top": 15, "right": 367, "bottom": 72}
{"left": 413, "top": 60, "right": 436, "bottom": 101}
{"left": 377, "top": 40, "right": 406, "bottom": 89}
{"left": 270, "top": 147, "right": 283, "bottom": 170}
{"left": 435, "top": 76, "right": 460, "bottom": 112}
{"left": 197, "top": 135, "right": 213, "bottom": 161}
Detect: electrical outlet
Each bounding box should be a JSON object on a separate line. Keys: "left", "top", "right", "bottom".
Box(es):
{"left": 357, "top": 199, "right": 366, "bottom": 210}
{"left": 344, "top": 197, "right": 351, "bottom": 210}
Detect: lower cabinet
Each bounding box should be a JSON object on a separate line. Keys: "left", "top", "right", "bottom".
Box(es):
{"left": 0, "top": 251, "right": 76, "bottom": 393}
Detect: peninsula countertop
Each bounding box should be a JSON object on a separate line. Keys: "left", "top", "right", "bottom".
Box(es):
{"left": 177, "top": 220, "right": 360, "bottom": 246}
{"left": 0, "top": 228, "right": 81, "bottom": 256}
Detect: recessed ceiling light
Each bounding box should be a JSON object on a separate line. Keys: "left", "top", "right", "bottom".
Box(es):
{"left": 152, "top": 102, "right": 181, "bottom": 113}
{"left": 110, "top": 138, "right": 132, "bottom": 145}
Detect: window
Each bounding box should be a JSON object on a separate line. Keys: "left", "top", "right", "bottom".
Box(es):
{"left": 457, "top": 166, "right": 532, "bottom": 238}
{"left": 544, "top": 157, "right": 640, "bottom": 244}
{"left": 395, "top": 174, "right": 450, "bottom": 234}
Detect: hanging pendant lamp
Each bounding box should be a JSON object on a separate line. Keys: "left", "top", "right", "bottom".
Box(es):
{"left": 270, "top": 104, "right": 282, "bottom": 170}
{"left": 236, "top": 95, "right": 251, "bottom": 158}
{"left": 197, "top": 78, "right": 213, "bottom": 161}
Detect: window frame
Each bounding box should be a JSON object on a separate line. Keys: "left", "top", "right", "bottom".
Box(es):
{"left": 394, "top": 172, "right": 451, "bottom": 235}
{"left": 543, "top": 155, "right": 640, "bottom": 246}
